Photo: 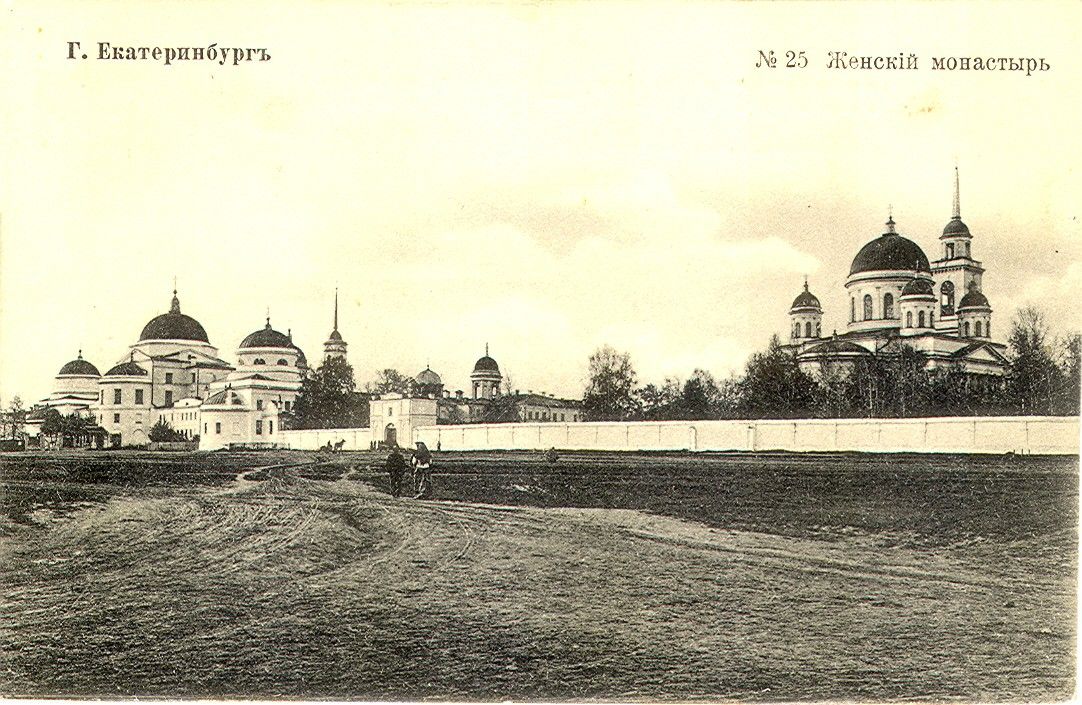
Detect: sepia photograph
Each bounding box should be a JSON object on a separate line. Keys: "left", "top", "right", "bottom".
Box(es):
{"left": 0, "top": 1, "right": 1079, "bottom": 702}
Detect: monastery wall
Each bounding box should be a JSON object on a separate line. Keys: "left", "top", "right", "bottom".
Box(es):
{"left": 412, "top": 416, "right": 1079, "bottom": 456}
{"left": 277, "top": 427, "right": 372, "bottom": 451}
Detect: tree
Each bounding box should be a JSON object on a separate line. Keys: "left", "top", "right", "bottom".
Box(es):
{"left": 736, "top": 335, "right": 817, "bottom": 417}
{"left": 294, "top": 357, "right": 367, "bottom": 429}
{"left": 6, "top": 396, "right": 25, "bottom": 439}
{"left": 583, "top": 346, "right": 640, "bottom": 421}
{"left": 40, "top": 408, "right": 63, "bottom": 437}
{"left": 149, "top": 419, "right": 184, "bottom": 442}
{"left": 680, "top": 369, "right": 725, "bottom": 420}
{"left": 367, "top": 369, "right": 415, "bottom": 396}
{"left": 1006, "top": 306, "right": 1062, "bottom": 415}
{"left": 1053, "top": 333, "right": 1081, "bottom": 415}
{"left": 637, "top": 378, "right": 682, "bottom": 420}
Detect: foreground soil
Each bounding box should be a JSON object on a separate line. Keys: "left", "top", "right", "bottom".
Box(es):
{"left": 0, "top": 450, "right": 1076, "bottom": 700}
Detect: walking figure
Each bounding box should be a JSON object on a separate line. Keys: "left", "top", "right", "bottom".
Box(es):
{"left": 411, "top": 441, "right": 433, "bottom": 499}
{"left": 385, "top": 446, "right": 407, "bottom": 497}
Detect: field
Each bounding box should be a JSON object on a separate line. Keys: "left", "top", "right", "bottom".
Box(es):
{"left": 0, "top": 449, "right": 1076, "bottom": 701}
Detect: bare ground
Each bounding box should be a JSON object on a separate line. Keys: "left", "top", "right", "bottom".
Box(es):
{"left": 0, "top": 451, "right": 1075, "bottom": 701}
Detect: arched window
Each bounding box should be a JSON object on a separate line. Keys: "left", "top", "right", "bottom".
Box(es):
{"left": 883, "top": 293, "right": 894, "bottom": 319}
{"left": 946, "top": 243, "right": 955, "bottom": 259}
{"left": 918, "top": 311, "right": 925, "bottom": 328}
{"left": 850, "top": 298, "right": 855, "bottom": 322}
{"left": 963, "top": 321, "right": 971, "bottom": 337}
{"left": 254, "top": 358, "right": 266, "bottom": 365}
{"left": 975, "top": 321, "right": 983, "bottom": 337}
{"left": 277, "top": 359, "right": 288, "bottom": 366}
{"left": 805, "top": 321, "right": 812, "bottom": 338}
{"left": 906, "top": 311, "right": 913, "bottom": 327}
{"left": 815, "top": 322, "right": 821, "bottom": 337}
{"left": 940, "top": 281, "right": 955, "bottom": 315}
{"left": 863, "top": 294, "right": 873, "bottom": 320}
{"left": 793, "top": 322, "right": 800, "bottom": 338}
{"left": 986, "top": 322, "right": 990, "bottom": 338}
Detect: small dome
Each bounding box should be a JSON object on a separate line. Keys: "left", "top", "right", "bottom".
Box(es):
{"left": 105, "top": 360, "right": 148, "bottom": 377}
{"left": 473, "top": 355, "right": 500, "bottom": 374}
{"left": 416, "top": 367, "right": 442, "bottom": 385}
{"left": 943, "top": 217, "right": 971, "bottom": 237}
{"left": 790, "top": 282, "right": 821, "bottom": 312}
{"left": 205, "top": 388, "right": 245, "bottom": 406}
{"left": 901, "top": 278, "right": 935, "bottom": 297}
{"left": 327, "top": 329, "right": 343, "bottom": 342}
{"left": 240, "top": 320, "right": 293, "bottom": 349}
{"left": 958, "top": 288, "right": 990, "bottom": 310}
{"left": 58, "top": 353, "right": 100, "bottom": 377}
{"left": 850, "top": 218, "right": 931, "bottom": 276}
{"left": 139, "top": 291, "right": 210, "bottom": 343}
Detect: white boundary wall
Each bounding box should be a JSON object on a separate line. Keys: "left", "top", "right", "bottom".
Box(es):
{"left": 277, "top": 427, "right": 372, "bottom": 451}
{"left": 413, "top": 416, "right": 1080, "bottom": 455}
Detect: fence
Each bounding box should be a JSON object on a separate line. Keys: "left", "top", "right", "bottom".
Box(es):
{"left": 412, "top": 416, "right": 1079, "bottom": 456}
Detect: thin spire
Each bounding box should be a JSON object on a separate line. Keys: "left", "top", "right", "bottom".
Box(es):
{"left": 952, "top": 165, "right": 961, "bottom": 219}
{"left": 333, "top": 288, "right": 339, "bottom": 332}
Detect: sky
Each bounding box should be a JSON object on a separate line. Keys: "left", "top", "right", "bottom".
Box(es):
{"left": 2, "top": 1, "right": 1080, "bottom": 404}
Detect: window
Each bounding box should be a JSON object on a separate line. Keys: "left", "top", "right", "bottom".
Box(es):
{"left": 863, "top": 294, "right": 873, "bottom": 320}
{"left": 277, "top": 359, "right": 288, "bottom": 366}
{"left": 100, "top": 390, "right": 104, "bottom": 404}
{"left": 114, "top": 388, "right": 122, "bottom": 404}
{"left": 113, "top": 413, "right": 120, "bottom": 423}
{"left": 215, "top": 422, "right": 221, "bottom": 434}
{"left": 793, "top": 322, "right": 800, "bottom": 338}
{"left": 256, "top": 400, "right": 263, "bottom": 410}
{"left": 165, "top": 373, "right": 173, "bottom": 384}
{"left": 883, "top": 293, "right": 894, "bottom": 319}
{"left": 941, "top": 281, "right": 955, "bottom": 314}
{"left": 850, "top": 298, "right": 855, "bottom": 323}
{"left": 946, "top": 243, "right": 955, "bottom": 259}
{"left": 388, "top": 406, "right": 393, "bottom": 416}
{"left": 906, "top": 311, "right": 913, "bottom": 327}
{"left": 964, "top": 321, "right": 971, "bottom": 337}
{"left": 256, "top": 420, "right": 263, "bottom": 435}
{"left": 135, "top": 389, "right": 144, "bottom": 405}
{"left": 815, "top": 322, "right": 821, "bottom": 337}
{"left": 285, "top": 401, "right": 292, "bottom": 412}
{"left": 254, "top": 358, "right": 266, "bottom": 365}
{"left": 987, "top": 322, "right": 991, "bottom": 338}
{"left": 269, "top": 421, "right": 274, "bottom": 434}
{"left": 805, "top": 321, "right": 812, "bottom": 338}
{"left": 918, "top": 311, "right": 925, "bottom": 328}
{"left": 204, "top": 423, "right": 208, "bottom": 434}
{"left": 165, "top": 390, "right": 173, "bottom": 407}
{"left": 975, "top": 321, "right": 983, "bottom": 337}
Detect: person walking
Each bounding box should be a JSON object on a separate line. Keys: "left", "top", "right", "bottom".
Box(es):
{"left": 411, "top": 441, "right": 433, "bottom": 499}
{"left": 385, "top": 446, "right": 407, "bottom": 497}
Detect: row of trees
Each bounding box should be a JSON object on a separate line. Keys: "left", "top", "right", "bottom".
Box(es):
{"left": 583, "top": 306, "right": 1081, "bottom": 421}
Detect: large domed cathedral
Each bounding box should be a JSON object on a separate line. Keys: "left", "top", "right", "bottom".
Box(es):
{"left": 787, "top": 170, "right": 1008, "bottom": 378}
{"left": 34, "top": 288, "right": 315, "bottom": 449}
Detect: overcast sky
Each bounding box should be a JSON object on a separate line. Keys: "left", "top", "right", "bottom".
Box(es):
{"left": 2, "top": 1, "right": 1080, "bottom": 404}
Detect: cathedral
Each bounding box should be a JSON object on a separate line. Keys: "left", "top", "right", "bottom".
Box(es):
{"left": 785, "top": 170, "right": 1008, "bottom": 377}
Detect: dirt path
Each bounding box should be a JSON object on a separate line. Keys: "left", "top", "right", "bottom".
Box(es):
{"left": 0, "top": 464, "right": 1074, "bottom": 700}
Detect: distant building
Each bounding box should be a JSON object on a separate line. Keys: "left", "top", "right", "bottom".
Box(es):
{"left": 785, "top": 170, "right": 1008, "bottom": 378}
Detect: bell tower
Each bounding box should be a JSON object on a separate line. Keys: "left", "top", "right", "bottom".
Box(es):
{"left": 931, "top": 167, "right": 984, "bottom": 332}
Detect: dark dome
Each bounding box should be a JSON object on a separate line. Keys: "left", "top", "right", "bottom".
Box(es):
{"left": 850, "top": 227, "right": 931, "bottom": 276}
{"left": 790, "top": 287, "right": 821, "bottom": 312}
{"left": 139, "top": 292, "right": 209, "bottom": 343}
{"left": 58, "top": 354, "right": 100, "bottom": 377}
{"left": 473, "top": 355, "right": 500, "bottom": 374}
{"left": 240, "top": 320, "right": 293, "bottom": 349}
{"left": 105, "top": 361, "right": 148, "bottom": 377}
{"left": 942, "top": 217, "right": 971, "bottom": 237}
{"left": 327, "top": 329, "right": 343, "bottom": 342}
{"left": 958, "top": 289, "right": 990, "bottom": 310}
{"left": 901, "top": 278, "right": 935, "bottom": 297}
{"left": 416, "top": 367, "right": 442, "bottom": 385}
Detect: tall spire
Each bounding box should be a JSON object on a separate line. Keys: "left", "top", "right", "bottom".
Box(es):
{"left": 952, "top": 165, "right": 961, "bottom": 220}
{"left": 333, "top": 288, "right": 339, "bottom": 332}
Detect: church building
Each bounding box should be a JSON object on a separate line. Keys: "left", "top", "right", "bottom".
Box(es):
{"left": 785, "top": 170, "right": 1008, "bottom": 378}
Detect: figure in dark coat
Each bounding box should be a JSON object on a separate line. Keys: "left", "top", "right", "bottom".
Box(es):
{"left": 411, "top": 441, "right": 433, "bottom": 499}
{"left": 385, "top": 447, "right": 407, "bottom": 497}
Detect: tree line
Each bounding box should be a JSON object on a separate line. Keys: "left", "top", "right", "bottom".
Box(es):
{"left": 583, "top": 306, "right": 1080, "bottom": 421}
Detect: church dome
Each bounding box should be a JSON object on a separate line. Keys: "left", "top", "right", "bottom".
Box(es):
{"left": 790, "top": 282, "right": 821, "bottom": 312}
{"left": 473, "top": 355, "right": 500, "bottom": 374}
{"left": 958, "top": 289, "right": 990, "bottom": 310}
{"left": 240, "top": 319, "right": 293, "bottom": 349}
{"left": 105, "top": 360, "right": 148, "bottom": 377}
{"left": 849, "top": 218, "right": 931, "bottom": 276}
{"left": 416, "top": 367, "right": 442, "bottom": 385}
{"left": 942, "top": 217, "right": 971, "bottom": 237}
{"left": 327, "top": 329, "right": 343, "bottom": 342}
{"left": 139, "top": 291, "right": 209, "bottom": 343}
{"left": 58, "top": 353, "right": 100, "bottom": 377}
{"left": 900, "top": 278, "right": 935, "bottom": 298}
